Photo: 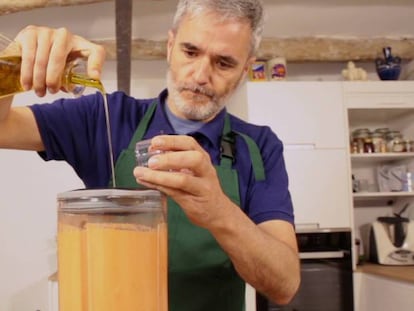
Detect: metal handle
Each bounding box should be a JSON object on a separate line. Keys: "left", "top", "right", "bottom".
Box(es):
{"left": 284, "top": 143, "right": 316, "bottom": 150}
{"left": 299, "top": 251, "right": 345, "bottom": 259}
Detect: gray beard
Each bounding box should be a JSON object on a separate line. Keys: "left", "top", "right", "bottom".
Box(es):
{"left": 166, "top": 70, "right": 228, "bottom": 121}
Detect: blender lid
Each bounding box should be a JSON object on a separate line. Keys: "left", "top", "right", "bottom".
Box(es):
{"left": 57, "top": 188, "right": 161, "bottom": 199}
{"left": 57, "top": 188, "right": 163, "bottom": 212}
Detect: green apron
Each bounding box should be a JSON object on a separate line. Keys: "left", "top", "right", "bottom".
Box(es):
{"left": 112, "top": 101, "right": 265, "bottom": 311}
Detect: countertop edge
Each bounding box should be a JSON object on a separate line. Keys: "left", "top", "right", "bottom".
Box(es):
{"left": 356, "top": 263, "right": 414, "bottom": 284}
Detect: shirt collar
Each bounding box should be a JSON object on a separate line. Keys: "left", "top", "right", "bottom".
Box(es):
{"left": 196, "top": 107, "right": 227, "bottom": 150}
{"left": 150, "top": 89, "right": 227, "bottom": 150}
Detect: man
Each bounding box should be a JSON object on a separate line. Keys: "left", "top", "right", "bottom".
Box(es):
{"left": 0, "top": 0, "right": 300, "bottom": 310}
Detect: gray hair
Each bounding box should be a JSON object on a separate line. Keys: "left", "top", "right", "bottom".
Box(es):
{"left": 171, "top": 0, "right": 264, "bottom": 55}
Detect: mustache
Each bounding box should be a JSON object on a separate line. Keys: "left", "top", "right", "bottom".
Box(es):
{"left": 177, "top": 84, "right": 216, "bottom": 99}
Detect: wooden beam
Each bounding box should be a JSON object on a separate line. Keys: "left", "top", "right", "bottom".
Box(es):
{"left": 0, "top": 0, "right": 111, "bottom": 15}
{"left": 115, "top": 0, "right": 132, "bottom": 94}
{"left": 257, "top": 37, "right": 414, "bottom": 62}
{"left": 95, "top": 36, "right": 414, "bottom": 62}
{"left": 2, "top": 0, "right": 413, "bottom": 62}
{"left": 95, "top": 39, "right": 168, "bottom": 61}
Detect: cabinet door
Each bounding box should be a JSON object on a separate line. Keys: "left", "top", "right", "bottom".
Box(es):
{"left": 344, "top": 81, "right": 414, "bottom": 109}
{"left": 356, "top": 273, "right": 414, "bottom": 311}
{"left": 284, "top": 148, "right": 352, "bottom": 228}
{"left": 246, "top": 82, "right": 346, "bottom": 148}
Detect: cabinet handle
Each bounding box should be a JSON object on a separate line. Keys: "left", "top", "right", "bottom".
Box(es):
{"left": 299, "top": 251, "right": 345, "bottom": 259}
{"left": 284, "top": 144, "right": 316, "bottom": 150}
{"left": 295, "top": 223, "right": 320, "bottom": 231}
{"left": 375, "top": 102, "right": 409, "bottom": 106}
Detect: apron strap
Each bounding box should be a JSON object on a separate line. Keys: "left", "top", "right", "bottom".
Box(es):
{"left": 127, "top": 100, "right": 158, "bottom": 149}
{"left": 221, "top": 114, "right": 266, "bottom": 182}
{"left": 220, "top": 114, "right": 236, "bottom": 170}
{"left": 109, "top": 100, "right": 157, "bottom": 188}
{"left": 235, "top": 131, "right": 266, "bottom": 181}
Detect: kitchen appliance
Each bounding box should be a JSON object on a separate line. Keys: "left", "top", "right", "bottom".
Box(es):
{"left": 256, "top": 228, "right": 354, "bottom": 311}
{"left": 369, "top": 205, "right": 414, "bottom": 265}
{"left": 57, "top": 188, "right": 168, "bottom": 311}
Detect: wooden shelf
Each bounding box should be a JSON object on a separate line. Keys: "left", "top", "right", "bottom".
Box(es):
{"left": 353, "top": 191, "right": 414, "bottom": 206}
{"left": 351, "top": 152, "right": 414, "bottom": 164}
{"left": 356, "top": 263, "right": 414, "bottom": 284}
{"left": 353, "top": 191, "right": 414, "bottom": 198}
{"left": 348, "top": 108, "right": 414, "bottom": 123}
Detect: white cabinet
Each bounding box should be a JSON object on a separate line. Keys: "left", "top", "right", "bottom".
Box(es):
{"left": 344, "top": 81, "right": 414, "bottom": 109}
{"left": 354, "top": 272, "right": 414, "bottom": 311}
{"left": 243, "top": 81, "right": 414, "bottom": 311}
{"left": 245, "top": 81, "right": 352, "bottom": 229}
{"left": 247, "top": 82, "right": 346, "bottom": 148}
{"left": 344, "top": 82, "right": 414, "bottom": 272}
{"left": 284, "top": 149, "right": 351, "bottom": 228}
{"left": 48, "top": 277, "right": 58, "bottom": 311}
{"left": 344, "top": 82, "right": 414, "bottom": 222}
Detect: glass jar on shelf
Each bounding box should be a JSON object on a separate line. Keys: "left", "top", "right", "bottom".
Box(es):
{"left": 363, "top": 137, "right": 374, "bottom": 153}
{"left": 385, "top": 130, "right": 403, "bottom": 152}
{"left": 374, "top": 128, "right": 390, "bottom": 136}
{"left": 393, "top": 138, "right": 405, "bottom": 152}
{"left": 350, "top": 141, "right": 359, "bottom": 154}
{"left": 404, "top": 140, "right": 414, "bottom": 152}
{"left": 352, "top": 128, "right": 371, "bottom": 153}
{"left": 371, "top": 132, "right": 386, "bottom": 153}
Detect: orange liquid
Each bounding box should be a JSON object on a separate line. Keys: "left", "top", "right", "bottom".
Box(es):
{"left": 58, "top": 215, "right": 168, "bottom": 311}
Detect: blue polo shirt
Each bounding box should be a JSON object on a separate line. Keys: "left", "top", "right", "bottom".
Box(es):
{"left": 30, "top": 89, "right": 294, "bottom": 225}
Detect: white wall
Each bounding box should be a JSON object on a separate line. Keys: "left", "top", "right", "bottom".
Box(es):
{"left": 0, "top": 1, "right": 414, "bottom": 310}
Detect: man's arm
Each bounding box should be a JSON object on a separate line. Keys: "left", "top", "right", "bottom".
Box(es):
{"left": 0, "top": 97, "right": 43, "bottom": 150}
{"left": 133, "top": 135, "right": 300, "bottom": 304}
{"left": 206, "top": 201, "right": 300, "bottom": 305}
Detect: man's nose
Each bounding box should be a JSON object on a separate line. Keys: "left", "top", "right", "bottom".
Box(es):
{"left": 193, "top": 57, "right": 212, "bottom": 85}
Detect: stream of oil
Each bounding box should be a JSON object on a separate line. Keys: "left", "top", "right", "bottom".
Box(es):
{"left": 70, "top": 74, "right": 117, "bottom": 188}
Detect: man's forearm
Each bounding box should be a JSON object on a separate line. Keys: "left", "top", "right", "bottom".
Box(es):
{"left": 208, "top": 199, "right": 300, "bottom": 305}
{"left": 0, "top": 96, "right": 13, "bottom": 121}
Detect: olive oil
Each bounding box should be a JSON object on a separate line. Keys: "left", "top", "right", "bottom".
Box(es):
{"left": 0, "top": 55, "right": 90, "bottom": 98}
{"left": 0, "top": 56, "right": 24, "bottom": 98}
{"left": 66, "top": 72, "right": 117, "bottom": 188}
{"left": 0, "top": 55, "right": 117, "bottom": 187}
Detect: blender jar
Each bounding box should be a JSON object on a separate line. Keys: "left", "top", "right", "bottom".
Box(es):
{"left": 57, "top": 188, "right": 168, "bottom": 311}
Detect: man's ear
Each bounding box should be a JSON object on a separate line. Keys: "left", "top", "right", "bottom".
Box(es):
{"left": 167, "top": 30, "right": 175, "bottom": 63}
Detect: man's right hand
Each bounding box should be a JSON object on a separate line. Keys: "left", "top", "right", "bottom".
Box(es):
{"left": 0, "top": 26, "right": 105, "bottom": 151}
{"left": 14, "top": 25, "right": 106, "bottom": 97}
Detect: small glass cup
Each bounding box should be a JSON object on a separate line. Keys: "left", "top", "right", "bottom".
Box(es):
{"left": 135, "top": 139, "right": 164, "bottom": 167}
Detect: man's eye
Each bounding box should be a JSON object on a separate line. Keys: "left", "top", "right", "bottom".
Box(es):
{"left": 184, "top": 49, "right": 197, "bottom": 57}
{"left": 217, "top": 60, "right": 233, "bottom": 70}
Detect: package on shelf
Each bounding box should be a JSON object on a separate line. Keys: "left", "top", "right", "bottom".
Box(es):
{"left": 377, "top": 164, "right": 410, "bottom": 192}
